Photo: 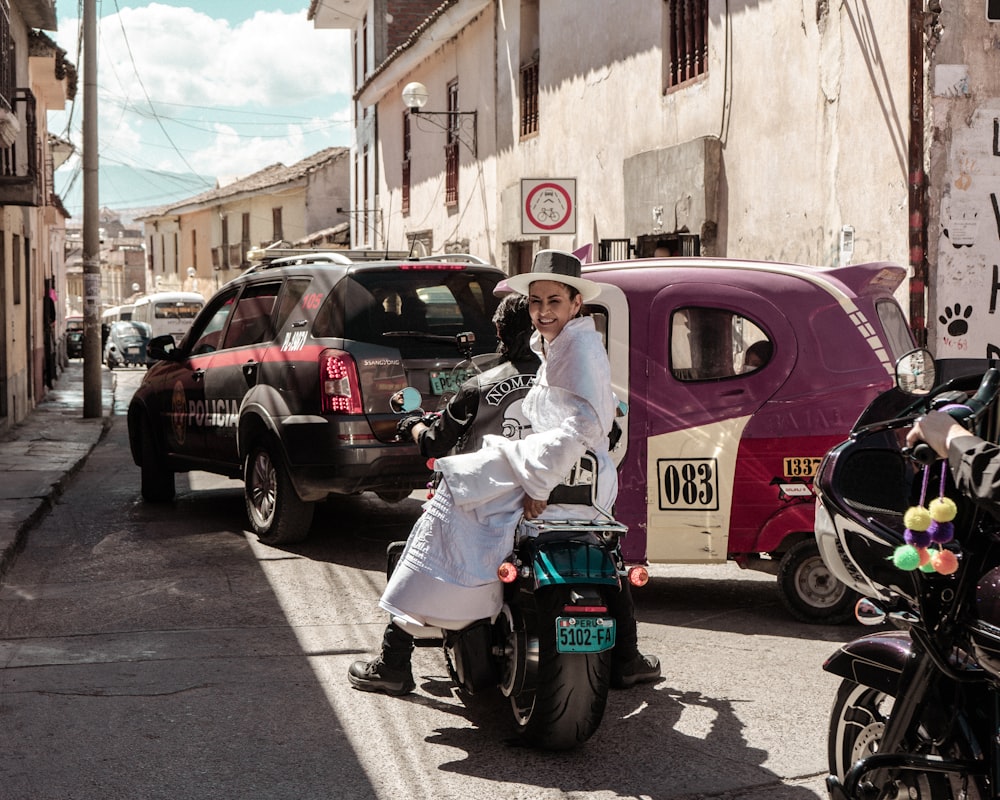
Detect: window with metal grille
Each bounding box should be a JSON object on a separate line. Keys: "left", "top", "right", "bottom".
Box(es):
{"left": 401, "top": 159, "right": 410, "bottom": 215}
{"left": 599, "top": 239, "right": 634, "bottom": 261}
{"left": 0, "top": 1, "right": 11, "bottom": 112}
{"left": 445, "top": 141, "right": 458, "bottom": 207}
{"left": 521, "top": 60, "right": 538, "bottom": 137}
{"left": 272, "top": 207, "right": 283, "bottom": 242}
{"left": 402, "top": 112, "right": 411, "bottom": 215}
{"left": 665, "top": 0, "right": 708, "bottom": 90}
{"left": 446, "top": 80, "right": 460, "bottom": 146}
{"left": 445, "top": 81, "right": 459, "bottom": 206}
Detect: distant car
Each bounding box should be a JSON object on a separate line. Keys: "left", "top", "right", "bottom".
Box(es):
{"left": 127, "top": 256, "right": 504, "bottom": 545}
{"left": 65, "top": 316, "right": 84, "bottom": 359}
{"left": 104, "top": 320, "right": 152, "bottom": 369}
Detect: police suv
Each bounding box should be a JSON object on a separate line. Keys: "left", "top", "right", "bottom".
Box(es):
{"left": 127, "top": 254, "right": 504, "bottom": 544}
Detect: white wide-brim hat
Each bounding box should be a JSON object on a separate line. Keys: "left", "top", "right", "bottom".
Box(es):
{"left": 505, "top": 249, "right": 602, "bottom": 303}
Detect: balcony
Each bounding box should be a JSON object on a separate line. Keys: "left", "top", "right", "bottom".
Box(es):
{"left": 0, "top": 88, "right": 40, "bottom": 207}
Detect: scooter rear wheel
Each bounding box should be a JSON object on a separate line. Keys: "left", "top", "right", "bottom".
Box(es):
{"left": 507, "top": 588, "right": 611, "bottom": 751}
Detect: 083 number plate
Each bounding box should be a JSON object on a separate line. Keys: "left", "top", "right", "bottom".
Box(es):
{"left": 555, "top": 616, "right": 616, "bottom": 653}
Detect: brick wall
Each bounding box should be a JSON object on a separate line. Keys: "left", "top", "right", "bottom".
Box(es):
{"left": 386, "top": 0, "right": 448, "bottom": 53}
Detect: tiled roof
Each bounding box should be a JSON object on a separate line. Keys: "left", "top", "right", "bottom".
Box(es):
{"left": 137, "top": 146, "right": 348, "bottom": 219}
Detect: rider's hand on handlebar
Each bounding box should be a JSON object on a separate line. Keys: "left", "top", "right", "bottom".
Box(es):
{"left": 523, "top": 495, "right": 547, "bottom": 519}
{"left": 396, "top": 414, "right": 425, "bottom": 440}
{"left": 906, "top": 411, "right": 969, "bottom": 460}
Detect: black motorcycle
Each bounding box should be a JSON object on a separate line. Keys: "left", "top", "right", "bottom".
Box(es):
{"left": 815, "top": 349, "right": 1000, "bottom": 799}
{"left": 388, "top": 386, "right": 647, "bottom": 750}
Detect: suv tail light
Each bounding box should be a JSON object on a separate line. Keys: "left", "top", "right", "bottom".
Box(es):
{"left": 320, "top": 349, "right": 364, "bottom": 414}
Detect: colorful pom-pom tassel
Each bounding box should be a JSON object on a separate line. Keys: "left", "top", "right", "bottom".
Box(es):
{"left": 929, "top": 496, "right": 957, "bottom": 522}
{"left": 932, "top": 549, "right": 959, "bottom": 575}
{"left": 892, "top": 544, "right": 921, "bottom": 571}
{"left": 919, "top": 549, "right": 938, "bottom": 572}
{"left": 929, "top": 520, "right": 954, "bottom": 544}
{"left": 903, "top": 505, "right": 931, "bottom": 531}
{"left": 904, "top": 527, "right": 932, "bottom": 548}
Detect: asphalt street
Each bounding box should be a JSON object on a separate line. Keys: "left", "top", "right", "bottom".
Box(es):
{"left": 0, "top": 364, "right": 848, "bottom": 799}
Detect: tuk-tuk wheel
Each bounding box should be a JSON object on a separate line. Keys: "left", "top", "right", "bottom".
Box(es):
{"left": 777, "top": 538, "right": 858, "bottom": 624}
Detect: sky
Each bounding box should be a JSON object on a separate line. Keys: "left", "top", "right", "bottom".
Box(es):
{"left": 51, "top": 1, "right": 353, "bottom": 214}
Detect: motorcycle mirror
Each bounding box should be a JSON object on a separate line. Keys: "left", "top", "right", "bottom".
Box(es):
{"left": 390, "top": 386, "right": 422, "bottom": 414}
{"left": 895, "top": 349, "right": 936, "bottom": 395}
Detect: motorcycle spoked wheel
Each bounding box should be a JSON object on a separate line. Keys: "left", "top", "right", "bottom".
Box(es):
{"left": 500, "top": 588, "right": 612, "bottom": 751}
{"left": 828, "top": 679, "right": 975, "bottom": 799}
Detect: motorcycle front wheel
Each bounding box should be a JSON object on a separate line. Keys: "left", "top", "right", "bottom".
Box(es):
{"left": 828, "top": 679, "right": 972, "bottom": 799}
{"left": 504, "top": 588, "right": 611, "bottom": 751}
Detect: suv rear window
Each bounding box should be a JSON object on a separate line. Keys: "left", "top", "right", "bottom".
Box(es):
{"left": 312, "top": 269, "right": 501, "bottom": 356}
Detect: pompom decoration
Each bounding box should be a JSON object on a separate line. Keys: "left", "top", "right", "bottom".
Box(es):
{"left": 932, "top": 549, "right": 959, "bottom": 575}
{"left": 904, "top": 527, "right": 932, "bottom": 548}
{"left": 929, "top": 497, "right": 957, "bottom": 522}
{"left": 903, "top": 505, "right": 931, "bottom": 531}
{"left": 928, "top": 520, "right": 954, "bottom": 544}
{"left": 892, "top": 544, "right": 921, "bottom": 571}
{"left": 890, "top": 462, "right": 962, "bottom": 576}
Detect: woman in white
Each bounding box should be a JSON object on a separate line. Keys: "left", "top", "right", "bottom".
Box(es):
{"left": 349, "top": 250, "right": 659, "bottom": 695}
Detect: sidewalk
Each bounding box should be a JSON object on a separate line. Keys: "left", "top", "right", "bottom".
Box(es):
{"left": 0, "top": 359, "right": 113, "bottom": 577}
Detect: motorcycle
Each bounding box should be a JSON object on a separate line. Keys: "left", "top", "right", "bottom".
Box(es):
{"left": 814, "top": 349, "right": 1000, "bottom": 798}
{"left": 387, "top": 380, "right": 648, "bottom": 750}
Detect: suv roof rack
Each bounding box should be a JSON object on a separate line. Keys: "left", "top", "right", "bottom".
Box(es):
{"left": 408, "top": 253, "right": 490, "bottom": 265}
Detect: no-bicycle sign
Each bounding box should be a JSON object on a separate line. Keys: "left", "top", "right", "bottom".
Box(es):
{"left": 521, "top": 179, "right": 576, "bottom": 235}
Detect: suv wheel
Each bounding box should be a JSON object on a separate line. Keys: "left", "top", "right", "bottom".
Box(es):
{"left": 139, "top": 417, "right": 175, "bottom": 502}
{"left": 375, "top": 487, "right": 413, "bottom": 503}
{"left": 244, "top": 436, "right": 314, "bottom": 545}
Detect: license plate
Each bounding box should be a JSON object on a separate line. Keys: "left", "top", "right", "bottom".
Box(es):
{"left": 782, "top": 456, "right": 822, "bottom": 478}
{"left": 429, "top": 369, "right": 472, "bottom": 396}
{"left": 555, "top": 616, "right": 616, "bottom": 653}
{"left": 127, "top": 347, "right": 140, "bottom": 355}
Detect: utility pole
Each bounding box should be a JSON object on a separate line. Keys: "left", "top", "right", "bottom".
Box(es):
{"left": 82, "top": 0, "right": 101, "bottom": 417}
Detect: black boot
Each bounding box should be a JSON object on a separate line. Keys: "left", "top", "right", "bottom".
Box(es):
{"left": 348, "top": 622, "right": 416, "bottom": 696}
{"left": 608, "top": 581, "right": 661, "bottom": 689}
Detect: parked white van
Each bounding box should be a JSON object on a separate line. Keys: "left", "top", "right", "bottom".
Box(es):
{"left": 131, "top": 292, "right": 205, "bottom": 346}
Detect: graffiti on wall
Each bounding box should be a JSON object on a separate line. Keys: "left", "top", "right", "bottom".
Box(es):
{"left": 938, "top": 106, "right": 1000, "bottom": 360}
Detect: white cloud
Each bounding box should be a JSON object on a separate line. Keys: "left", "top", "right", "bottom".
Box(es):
{"left": 53, "top": 4, "right": 352, "bottom": 177}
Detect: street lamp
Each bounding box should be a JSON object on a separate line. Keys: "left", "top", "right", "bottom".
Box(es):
{"left": 401, "top": 81, "right": 477, "bottom": 156}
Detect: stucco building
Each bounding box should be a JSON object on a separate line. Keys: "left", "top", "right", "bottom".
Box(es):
{"left": 0, "top": 1, "right": 77, "bottom": 432}
{"left": 138, "top": 146, "right": 350, "bottom": 296}
{"left": 310, "top": 0, "right": 931, "bottom": 337}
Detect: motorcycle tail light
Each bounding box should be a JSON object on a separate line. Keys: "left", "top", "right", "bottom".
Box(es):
{"left": 320, "top": 349, "right": 364, "bottom": 414}
{"left": 563, "top": 605, "right": 609, "bottom": 614}
{"left": 628, "top": 566, "right": 649, "bottom": 587}
{"left": 497, "top": 562, "right": 518, "bottom": 583}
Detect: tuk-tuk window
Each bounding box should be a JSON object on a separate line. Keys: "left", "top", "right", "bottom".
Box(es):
{"left": 876, "top": 299, "right": 915, "bottom": 361}
{"left": 670, "top": 307, "right": 772, "bottom": 381}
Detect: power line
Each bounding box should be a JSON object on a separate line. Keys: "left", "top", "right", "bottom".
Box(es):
{"left": 111, "top": 0, "right": 201, "bottom": 176}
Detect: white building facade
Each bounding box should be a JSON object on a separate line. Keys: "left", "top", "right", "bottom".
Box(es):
{"left": 312, "top": 0, "right": 916, "bottom": 297}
